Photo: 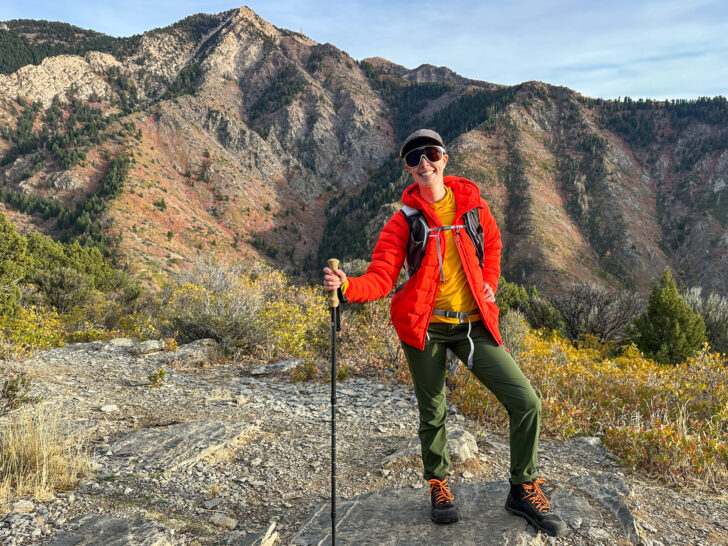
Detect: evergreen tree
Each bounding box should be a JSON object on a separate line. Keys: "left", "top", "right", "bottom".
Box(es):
{"left": 0, "top": 212, "right": 32, "bottom": 317}
{"left": 631, "top": 270, "right": 706, "bottom": 364}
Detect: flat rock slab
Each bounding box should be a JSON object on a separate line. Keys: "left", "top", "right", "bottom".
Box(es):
{"left": 292, "top": 481, "right": 604, "bottom": 545}
{"left": 47, "top": 514, "right": 175, "bottom": 545}
{"left": 110, "top": 420, "right": 256, "bottom": 474}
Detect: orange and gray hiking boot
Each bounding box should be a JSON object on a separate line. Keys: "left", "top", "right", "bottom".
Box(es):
{"left": 428, "top": 476, "right": 459, "bottom": 524}
{"left": 505, "top": 478, "right": 566, "bottom": 536}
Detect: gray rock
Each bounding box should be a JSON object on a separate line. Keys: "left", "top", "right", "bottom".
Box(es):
{"left": 251, "top": 359, "right": 303, "bottom": 376}
{"left": 128, "top": 340, "right": 165, "bottom": 356}
{"left": 110, "top": 421, "right": 257, "bottom": 474}
{"left": 381, "top": 426, "right": 478, "bottom": 468}
{"left": 164, "top": 339, "right": 220, "bottom": 367}
{"left": 448, "top": 427, "right": 479, "bottom": 462}
{"left": 203, "top": 497, "right": 224, "bottom": 510}
{"left": 106, "top": 338, "right": 136, "bottom": 348}
{"left": 292, "top": 482, "right": 561, "bottom": 545}
{"left": 47, "top": 514, "right": 175, "bottom": 545}
{"left": 570, "top": 473, "right": 640, "bottom": 544}
{"left": 241, "top": 521, "right": 279, "bottom": 545}
{"left": 210, "top": 512, "right": 238, "bottom": 530}
{"left": 550, "top": 487, "right": 602, "bottom": 530}
{"left": 11, "top": 500, "right": 34, "bottom": 514}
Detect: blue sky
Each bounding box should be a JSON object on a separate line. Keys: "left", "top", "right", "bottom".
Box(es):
{"left": 1, "top": 1, "right": 726, "bottom": 100}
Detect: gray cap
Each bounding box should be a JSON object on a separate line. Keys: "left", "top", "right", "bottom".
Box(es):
{"left": 399, "top": 129, "right": 445, "bottom": 158}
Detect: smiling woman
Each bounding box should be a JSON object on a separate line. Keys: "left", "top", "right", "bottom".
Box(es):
{"left": 322, "top": 128, "right": 568, "bottom": 536}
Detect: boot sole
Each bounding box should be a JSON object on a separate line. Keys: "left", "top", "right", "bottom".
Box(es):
{"left": 505, "top": 504, "right": 565, "bottom": 537}
{"left": 431, "top": 507, "right": 459, "bottom": 524}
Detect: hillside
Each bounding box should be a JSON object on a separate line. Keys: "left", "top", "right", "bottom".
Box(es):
{"left": 1, "top": 7, "right": 727, "bottom": 295}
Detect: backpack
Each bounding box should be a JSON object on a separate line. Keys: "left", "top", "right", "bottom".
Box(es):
{"left": 400, "top": 204, "right": 484, "bottom": 281}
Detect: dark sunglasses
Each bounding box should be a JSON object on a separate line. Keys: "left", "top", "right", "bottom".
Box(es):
{"left": 404, "top": 145, "right": 445, "bottom": 167}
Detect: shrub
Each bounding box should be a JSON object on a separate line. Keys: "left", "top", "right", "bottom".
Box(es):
{"left": 1, "top": 374, "right": 36, "bottom": 415}
{"left": 32, "top": 267, "right": 92, "bottom": 314}
{"left": 338, "top": 297, "right": 408, "bottom": 381}
{"left": 522, "top": 295, "right": 564, "bottom": 332}
{"left": 0, "top": 212, "right": 31, "bottom": 317}
{"left": 148, "top": 368, "right": 168, "bottom": 387}
{"left": 631, "top": 270, "right": 706, "bottom": 364}
{"left": 495, "top": 277, "right": 530, "bottom": 314}
{"left": 0, "top": 306, "right": 65, "bottom": 359}
{"left": 682, "top": 287, "right": 728, "bottom": 354}
{"left": 292, "top": 359, "right": 320, "bottom": 381}
{"left": 495, "top": 277, "right": 563, "bottom": 332}
{"left": 550, "top": 282, "right": 642, "bottom": 343}
{"left": 161, "top": 258, "right": 327, "bottom": 358}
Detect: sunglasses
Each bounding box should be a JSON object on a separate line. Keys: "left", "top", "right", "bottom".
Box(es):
{"left": 404, "top": 145, "right": 445, "bottom": 168}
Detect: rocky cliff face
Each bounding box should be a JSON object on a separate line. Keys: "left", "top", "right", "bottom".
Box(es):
{"left": 1, "top": 7, "right": 727, "bottom": 295}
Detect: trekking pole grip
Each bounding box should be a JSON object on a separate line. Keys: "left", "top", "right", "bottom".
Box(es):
{"left": 327, "top": 258, "right": 340, "bottom": 308}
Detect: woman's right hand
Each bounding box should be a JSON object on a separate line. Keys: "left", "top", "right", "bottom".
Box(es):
{"left": 323, "top": 267, "right": 347, "bottom": 292}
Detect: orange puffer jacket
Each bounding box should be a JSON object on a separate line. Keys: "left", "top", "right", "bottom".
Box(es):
{"left": 344, "top": 176, "right": 503, "bottom": 350}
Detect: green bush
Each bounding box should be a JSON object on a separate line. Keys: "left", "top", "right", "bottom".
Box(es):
{"left": 631, "top": 270, "right": 706, "bottom": 364}
{"left": 0, "top": 213, "right": 32, "bottom": 318}
{"left": 496, "top": 277, "right": 564, "bottom": 332}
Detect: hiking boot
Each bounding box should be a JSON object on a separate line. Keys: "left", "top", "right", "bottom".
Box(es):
{"left": 505, "top": 478, "right": 566, "bottom": 537}
{"left": 428, "top": 476, "right": 459, "bottom": 524}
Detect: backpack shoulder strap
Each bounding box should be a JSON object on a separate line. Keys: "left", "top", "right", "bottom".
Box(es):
{"left": 398, "top": 205, "right": 430, "bottom": 279}
{"left": 400, "top": 204, "right": 419, "bottom": 218}
{"left": 462, "top": 207, "right": 484, "bottom": 268}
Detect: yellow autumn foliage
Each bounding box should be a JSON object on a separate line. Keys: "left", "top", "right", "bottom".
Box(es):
{"left": 0, "top": 306, "right": 65, "bottom": 359}
{"left": 450, "top": 332, "right": 728, "bottom": 488}
{"left": 162, "top": 264, "right": 327, "bottom": 359}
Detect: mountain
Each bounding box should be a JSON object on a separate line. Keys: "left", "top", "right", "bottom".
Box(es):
{"left": 1, "top": 7, "right": 727, "bottom": 296}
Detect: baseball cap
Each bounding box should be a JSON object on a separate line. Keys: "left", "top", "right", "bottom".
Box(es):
{"left": 399, "top": 129, "right": 445, "bottom": 158}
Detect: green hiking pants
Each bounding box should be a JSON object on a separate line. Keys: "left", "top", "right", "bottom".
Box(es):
{"left": 401, "top": 321, "right": 541, "bottom": 484}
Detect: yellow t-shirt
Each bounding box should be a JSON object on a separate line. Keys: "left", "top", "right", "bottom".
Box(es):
{"left": 429, "top": 186, "right": 481, "bottom": 323}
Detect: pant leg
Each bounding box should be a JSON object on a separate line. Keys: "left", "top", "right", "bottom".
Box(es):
{"left": 400, "top": 327, "right": 451, "bottom": 480}
{"left": 449, "top": 322, "right": 541, "bottom": 484}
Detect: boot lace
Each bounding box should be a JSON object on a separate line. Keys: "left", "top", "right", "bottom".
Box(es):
{"left": 521, "top": 478, "right": 551, "bottom": 514}
{"left": 428, "top": 476, "right": 454, "bottom": 506}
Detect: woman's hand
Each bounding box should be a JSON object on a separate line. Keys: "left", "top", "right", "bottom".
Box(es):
{"left": 323, "top": 267, "right": 347, "bottom": 292}
{"left": 483, "top": 283, "right": 495, "bottom": 303}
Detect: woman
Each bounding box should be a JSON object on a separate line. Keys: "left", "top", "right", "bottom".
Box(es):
{"left": 323, "top": 129, "right": 565, "bottom": 536}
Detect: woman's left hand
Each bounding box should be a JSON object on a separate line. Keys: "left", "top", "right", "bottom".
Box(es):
{"left": 483, "top": 283, "right": 495, "bottom": 303}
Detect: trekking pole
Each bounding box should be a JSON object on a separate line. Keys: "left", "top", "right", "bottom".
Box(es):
{"left": 327, "top": 258, "right": 341, "bottom": 545}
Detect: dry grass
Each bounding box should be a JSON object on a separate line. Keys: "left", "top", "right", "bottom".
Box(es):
{"left": 0, "top": 405, "right": 87, "bottom": 512}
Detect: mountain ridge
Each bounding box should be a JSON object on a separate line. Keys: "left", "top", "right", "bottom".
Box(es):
{"left": 1, "top": 7, "right": 727, "bottom": 296}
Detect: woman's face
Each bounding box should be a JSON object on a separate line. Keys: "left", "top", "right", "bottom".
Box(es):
{"left": 405, "top": 148, "right": 448, "bottom": 190}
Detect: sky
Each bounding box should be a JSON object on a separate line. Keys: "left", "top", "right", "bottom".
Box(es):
{"left": 1, "top": 0, "right": 727, "bottom": 100}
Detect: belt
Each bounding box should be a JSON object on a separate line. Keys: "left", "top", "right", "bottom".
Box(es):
{"left": 432, "top": 308, "right": 479, "bottom": 323}
{"left": 431, "top": 308, "right": 479, "bottom": 369}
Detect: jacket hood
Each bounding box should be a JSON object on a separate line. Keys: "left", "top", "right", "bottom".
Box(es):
{"left": 401, "top": 176, "right": 482, "bottom": 223}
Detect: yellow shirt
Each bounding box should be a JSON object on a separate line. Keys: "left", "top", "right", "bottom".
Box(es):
{"left": 429, "top": 186, "right": 481, "bottom": 323}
